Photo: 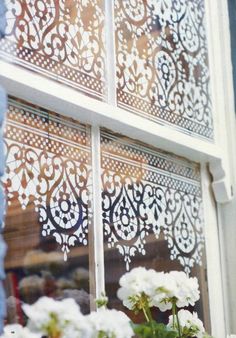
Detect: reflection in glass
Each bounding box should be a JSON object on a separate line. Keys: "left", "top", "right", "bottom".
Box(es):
{"left": 0, "top": 0, "right": 106, "bottom": 100}
{"left": 115, "top": 0, "right": 213, "bottom": 140}
{"left": 101, "top": 129, "right": 211, "bottom": 331}
{"left": 2, "top": 98, "right": 92, "bottom": 324}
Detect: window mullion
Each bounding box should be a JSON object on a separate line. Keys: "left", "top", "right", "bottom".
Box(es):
{"left": 105, "top": 0, "right": 116, "bottom": 106}
{"left": 90, "top": 125, "right": 105, "bottom": 310}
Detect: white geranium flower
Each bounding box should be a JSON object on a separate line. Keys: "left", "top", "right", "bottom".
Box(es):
{"left": 168, "top": 309, "right": 205, "bottom": 338}
{"left": 22, "top": 297, "right": 83, "bottom": 335}
{"left": 0, "top": 324, "right": 40, "bottom": 338}
{"left": 151, "top": 272, "right": 179, "bottom": 311}
{"left": 117, "top": 268, "right": 200, "bottom": 313}
{"left": 61, "top": 316, "right": 93, "bottom": 338}
{"left": 152, "top": 271, "right": 200, "bottom": 311}
{"left": 169, "top": 271, "right": 200, "bottom": 308}
{"left": 117, "top": 267, "right": 158, "bottom": 310}
{"left": 88, "top": 309, "right": 134, "bottom": 338}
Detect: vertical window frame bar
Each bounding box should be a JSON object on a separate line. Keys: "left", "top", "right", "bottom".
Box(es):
{"left": 104, "top": 0, "right": 117, "bottom": 106}
{"left": 90, "top": 125, "right": 105, "bottom": 308}
{"left": 200, "top": 163, "right": 226, "bottom": 337}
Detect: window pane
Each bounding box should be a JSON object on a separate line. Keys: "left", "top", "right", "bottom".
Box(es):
{"left": 101, "top": 129, "right": 210, "bottom": 330}
{"left": 2, "top": 98, "right": 93, "bottom": 323}
{"left": 0, "top": 1, "right": 106, "bottom": 100}
{"left": 115, "top": 0, "right": 213, "bottom": 140}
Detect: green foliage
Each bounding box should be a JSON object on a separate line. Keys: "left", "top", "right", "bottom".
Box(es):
{"left": 129, "top": 293, "right": 151, "bottom": 314}
{"left": 98, "top": 330, "right": 115, "bottom": 338}
{"left": 133, "top": 321, "right": 178, "bottom": 338}
{"left": 96, "top": 293, "right": 108, "bottom": 308}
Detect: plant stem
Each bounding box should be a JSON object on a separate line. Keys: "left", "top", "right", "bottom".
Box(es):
{"left": 145, "top": 306, "right": 156, "bottom": 337}
{"left": 172, "top": 303, "right": 175, "bottom": 329}
{"left": 142, "top": 304, "right": 156, "bottom": 337}
{"left": 141, "top": 296, "right": 153, "bottom": 323}
{"left": 173, "top": 303, "right": 182, "bottom": 338}
{"left": 145, "top": 305, "right": 153, "bottom": 323}
{"left": 140, "top": 295, "right": 156, "bottom": 337}
{"left": 142, "top": 307, "right": 150, "bottom": 323}
{"left": 176, "top": 311, "right": 182, "bottom": 338}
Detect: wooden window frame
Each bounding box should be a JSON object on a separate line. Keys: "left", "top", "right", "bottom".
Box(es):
{"left": 0, "top": 0, "right": 235, "bottom": 336}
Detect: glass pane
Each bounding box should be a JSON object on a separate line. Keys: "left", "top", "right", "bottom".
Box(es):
{"left": 0, "top": 1, "right": 106, "bottom": 100}
{"left": 101, "top": 129, "right": 210, "bottom": 331}
{"left": 115, "top": 0, "right": 213, "bottom": 140}
{"left": 2, "top": 98, "right": 93, "bottom": 324}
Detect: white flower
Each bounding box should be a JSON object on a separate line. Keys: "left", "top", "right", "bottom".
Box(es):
{"left": 151, "top": 272, "right": 179, "bottom": 311}
{"left": 61, "top": 316, "right": 93, "bottom": 338}
{"left": 117, "top": 267, "right": 158, "bottom": 310}
{"left": 152, "top": 271, "right": 200, "bottom": 311}
{"left": 168, "top": 309, "right": 205, "bottom": 338}
{"left": 22, "top": 297, "right": 83, "bottom": 335}
{"left": 169, "top": 271, "right": 200, "bottom": 307}
{"left": 0, "top": 324, "right": 40, "bottom": 338}
{"left": 117, "top": 268, "right": 200, "bottom": 313}
{"left": 88, "top": 309, "right": 134, "bottom": 338}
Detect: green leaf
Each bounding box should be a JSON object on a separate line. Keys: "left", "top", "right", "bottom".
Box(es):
{"left": 132, "top": 321, "right": 178, "bottom": 338}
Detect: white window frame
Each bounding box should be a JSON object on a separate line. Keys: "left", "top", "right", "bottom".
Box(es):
{"left": 0, "top": 0, "right": 235, "bottom": 336}
{"left": 205, "top": 0, "right": 236, "bottom": 336}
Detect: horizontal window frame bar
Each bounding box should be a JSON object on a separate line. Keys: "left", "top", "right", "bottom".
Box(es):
{"left": 0, "top": 60, "right": 222, "bottom": 165}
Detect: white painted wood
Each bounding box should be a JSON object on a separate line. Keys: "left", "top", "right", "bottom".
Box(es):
{"left": 205, "top": 0, "right": 235, "bottom": 203}
{"left": 0, "top": 60, "right": 222, "bottom": 163}
{"left": 219, "top": 171, "right": 236, "bottom": 335}
{"left": 217, "top": 204, "right": 231, "bottom": 334}
{"left": 205, "top": 0, "right": 236, "bottom": 334}
{"left": 91, "top": 126, "right": 105, "bottom": 303}
{"left": 201, "top": 164, "right": 226, "bottom": 338}
{"left": 1, "top": 58, "right": 232, "bottom": 203}
{"left": 104, "top": 0, "right": 116, "bottom": 106}
{"left": 209, "top": 159, "right": 233, "bottom": 203}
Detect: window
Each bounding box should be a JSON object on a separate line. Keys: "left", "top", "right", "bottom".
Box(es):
{"left": 0, "top": 0, "right": 227, "bottom": 336}
{"left": 2, "top": 98, "right": 210, "bottom": 329}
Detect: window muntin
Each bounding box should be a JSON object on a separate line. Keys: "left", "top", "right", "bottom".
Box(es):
{"left": 0, "top": 0, "right": 106, "bottom": 100}
{"left": 3, "top": 98, "right": 92, "bottom": 321}
{"left": 101, "top": 129, "right": 210, "bottom": 329}
{"left": 115, "top": 0, "right": 213, "bottom": 140}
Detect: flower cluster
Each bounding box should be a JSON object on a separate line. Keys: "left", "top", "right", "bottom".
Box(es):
{"left": 117, "top": 267, "right": 211, "bottom": 338}
{"left": 1, "top": 268, "right": 213, "bottom": 338}
{"left": 168, "top": 310, "right": 205, "bottom": 338}
{"left": 117, "top": 267, "right": 200, "bottom": 312}
{"left": 88, "top": 309, "right": 134, "bottom": 338}
{"left": 22, "top": 297, "right": 85, "bottom": 337}
{"left": 1, "top": 297, "right": 133, "bottom": 338}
